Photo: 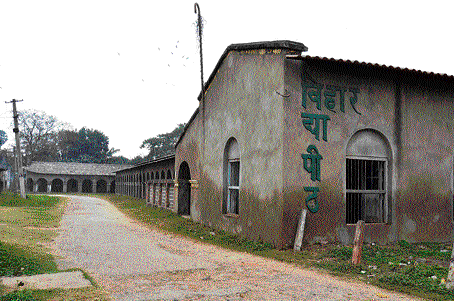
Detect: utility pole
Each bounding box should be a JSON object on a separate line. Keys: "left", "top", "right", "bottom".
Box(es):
{"left": 5, "top": 99, "right": 26, "bottom": 198}
{"left": 194, "top": 3, "right": 205, "bottom": 157}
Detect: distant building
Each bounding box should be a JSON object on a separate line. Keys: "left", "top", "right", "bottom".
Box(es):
{"left": 25, "top": 162, "right": 130, "bottom": 193}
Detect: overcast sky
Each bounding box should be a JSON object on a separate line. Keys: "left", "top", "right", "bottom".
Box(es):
{"left": 0, "top": 0, "right": 453, "bottom": 159}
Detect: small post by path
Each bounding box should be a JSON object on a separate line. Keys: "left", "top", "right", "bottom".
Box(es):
{"left": 446, "top": 241, "right": 454, "bottom": 290}
{"left": 351, "top": 220, "right": 365, "bottom": 265}
{"left": 294, "top": 208, "right": 307, "bottom": 251}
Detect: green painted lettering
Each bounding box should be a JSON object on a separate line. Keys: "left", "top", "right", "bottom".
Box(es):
{"left": 304, "top": 186, "right": 320, "bottom": 213}
{"left": 348, "top": 88, "right": 361, "bottom": 115}
{"left": 324, "top": 86, "right": 336, "bottom": 113}
{"left": 307, "top": 84, "right": 323, "bottom": 110}
{"left": 301, "top": 145, "right": 323, "bottom": 182}
{"left": 301, "top": 113, "right": 330, "bottom": 142}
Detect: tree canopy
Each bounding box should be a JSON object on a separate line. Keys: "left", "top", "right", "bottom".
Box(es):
{"left": 0, "top": 130, "right": 7, "bottom": 148}
{"left": 140, "top": 123, "right": 185, "bottom": 160}
{"left": 17, "top": 110, "right": 119, "bottom": 164}
{"left": 18, "top": 110, "right": 68, "bottom": 164}
{"left": 60, "top": 127, "right": 118, "bottom": 163}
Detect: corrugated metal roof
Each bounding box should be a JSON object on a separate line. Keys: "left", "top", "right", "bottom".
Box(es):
{"left": 177, "top": 41, "right": 454, "bottom": 150}
{"left": 115, "top": 154, "right": 175, "bottom": 173}
{"left": 25, "top": 162, "right": 131, "bottom": 176}
{"left": 287, "top": 54, "right": 454, "bottom": 80}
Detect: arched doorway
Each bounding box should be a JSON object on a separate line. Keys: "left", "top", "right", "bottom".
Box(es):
{"left": 96, "top": 179, "right": 107, "bottom": 193}
{"left": 51, "top": 178, "right": 63, "bottom": 192}
{"left": 110, "top": 180, "right": 115, "bottom": 193}
{"left": 178, "top": 161, "right": 191, "bottom": 215}
{"left": 82, "top": 179, "right": 93, "bottom": 193}
{"left": 37, "top": 178, "right": 47, "bottom": 193}
{"left": 67, "top": 179, "right": 78, "bottom": 192}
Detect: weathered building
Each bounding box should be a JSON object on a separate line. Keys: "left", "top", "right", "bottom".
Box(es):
{"left": 115, "top": 155, "right": 176, "bottom": 210}
{"left": 174, "top": 40, "right": 454, "bottom": 247}
{"left": 24, "top": 162, "right": 129, "bottom": 193}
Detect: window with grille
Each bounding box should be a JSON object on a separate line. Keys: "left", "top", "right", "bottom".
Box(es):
{"left": 346, "top": 158, "right": 386, "bottom": 224}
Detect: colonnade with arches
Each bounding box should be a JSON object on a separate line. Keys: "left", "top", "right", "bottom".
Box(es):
{"left": 115, "top": 156, "right": 175, "bottom": 210}
{"left": 26, "top": 175, "right": 115, "bottom": 193}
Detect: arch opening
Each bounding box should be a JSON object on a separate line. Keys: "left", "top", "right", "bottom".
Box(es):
{"left": 51, "top": 178, "right": 63, "bottom": 192}
{"left": 346, "top": 129, "right": 392, "bottom": 224}
{"left": 96, "top": 179, "right": 107, "bottom": 193}
{"left": 67, "top": 179, "right": 78, "bottom": 193}
{"left": 177, "top": 161, "right": 191, "bottom": 215}
{"left": 37, "top": 178, "right": 48, "bottom": 193}
{"left": 82, "top": 179, "right": 93, "bottom": 193}
{"left": 26, "top": 178, "right": 33, "bottom": 192}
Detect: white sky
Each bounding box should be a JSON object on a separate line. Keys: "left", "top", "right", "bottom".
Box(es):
{"left": 0, "top": 0, "right": 453, "bottom": 159}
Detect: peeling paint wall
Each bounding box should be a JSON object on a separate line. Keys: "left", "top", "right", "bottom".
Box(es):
{"left": 176, "top": 49, "right": 290, "bottom": 246}
{"left": 176, "top": 44, "right": 454, "bottom": 247}
{"left": 283, "top": 58, "right": 454, "bottom": 245}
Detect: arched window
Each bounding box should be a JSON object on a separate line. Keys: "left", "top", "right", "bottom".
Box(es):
{"left": 346, "top": 129, "right": 391, "bottom": 224}
{"left": 223, "top": 138, "right": 240, "bottom": 215}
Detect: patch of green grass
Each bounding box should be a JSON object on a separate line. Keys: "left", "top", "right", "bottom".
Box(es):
{"left": 0, "top": 192, "right": 64, "bottom": 279}
{"left": 0, "top": 241, "right": 57, "bottom": 277}
{"left": 98, "top": 194, "right": 278, "bottom": 257}
{"left": 98, "top": 194, "right": 454, "bottom": 300}
{"left": 0, "top": 192, "right": 59, "bottom": 208}
{"left": 0, "top": 193, "right": 107, "bottom": 300}
{"left": 0, "top": 290, "right": 37, "bottom": 301}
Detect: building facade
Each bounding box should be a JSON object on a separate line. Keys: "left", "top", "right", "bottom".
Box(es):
{"left": 24, "top": 162, "right": 128, "bottom": 193}
{"left": 174, "top": 40, "right": 454, "bottom": 248}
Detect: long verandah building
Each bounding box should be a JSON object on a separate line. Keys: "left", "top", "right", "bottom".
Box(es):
{"left": 25, "top": 162, "right": 129, "bottom": 193}
{"left": 114, "top": 155, "right": 176, "bottom": 211}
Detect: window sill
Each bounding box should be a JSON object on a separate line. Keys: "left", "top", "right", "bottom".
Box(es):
{"left": 223, "top": 213, "right": 239, "bottom": 218}
{"left": 346, "top": 222, "right": 389, "bottom": 226}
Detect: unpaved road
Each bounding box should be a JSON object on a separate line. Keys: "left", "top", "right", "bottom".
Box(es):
{"left": 52, "top": 195, "right": 422, "bottom": 300}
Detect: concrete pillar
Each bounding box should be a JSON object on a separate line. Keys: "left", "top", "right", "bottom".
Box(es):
{"left": 92, "top": 181, "right": 96, "bottom": 193}
{"left": 34, "top": 183, "right": 38, "bottom": 192}
{"left": 78, "top": 182, "right": 82, "bottom": 193}
{"left": 47, "top": 184, "right": 51, "bottom": 193}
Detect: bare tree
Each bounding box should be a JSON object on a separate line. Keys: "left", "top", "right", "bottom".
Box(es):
{"left": 17, "top": 110, "right": 71, "bottom": 165}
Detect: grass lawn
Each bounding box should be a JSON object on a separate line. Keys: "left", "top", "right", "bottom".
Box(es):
{"left": 99, "top": 193, "right": 454, "bottom": 301}
{"left": 0, "top": 192, "right": 108, "bottom": 301}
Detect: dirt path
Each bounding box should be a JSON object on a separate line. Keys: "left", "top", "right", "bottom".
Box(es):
{"left": 52, "top": 195, "right": 423, "bottom": 300}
